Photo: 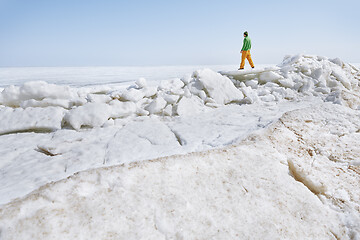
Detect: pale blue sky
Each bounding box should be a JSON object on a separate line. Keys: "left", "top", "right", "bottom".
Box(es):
{"left": 0, "top": 0, "right": 359, "bottom": 67}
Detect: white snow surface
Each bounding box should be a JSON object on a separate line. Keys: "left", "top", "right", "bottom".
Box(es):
{"left": 0, "top": 54, "right": 359, "bottom": 239}
{"left": 0, "top": 103, "right": 359, "bottom": 239}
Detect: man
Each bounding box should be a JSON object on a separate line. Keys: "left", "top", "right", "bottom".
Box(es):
{"left": 239, "top": 31, "right": 254, "bottom": 70}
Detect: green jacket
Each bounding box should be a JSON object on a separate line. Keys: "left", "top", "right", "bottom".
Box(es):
{"left": 241, "top": 36, "right": 251, "bottom": 51}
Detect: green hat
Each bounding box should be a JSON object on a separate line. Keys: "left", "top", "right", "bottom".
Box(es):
{"left": 244, "top": 31, "right": 248, "bottom": 36}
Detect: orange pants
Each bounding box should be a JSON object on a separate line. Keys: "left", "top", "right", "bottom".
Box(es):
{"left": 240, "top": 50, "right": 254, "bottom": 69}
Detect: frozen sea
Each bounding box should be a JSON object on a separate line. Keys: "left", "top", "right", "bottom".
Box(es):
{"left": 0, "top": 64, "right": 239, "bottom": 87}
{"left": 0, "top": 56, "right": 359, "bottom": 239}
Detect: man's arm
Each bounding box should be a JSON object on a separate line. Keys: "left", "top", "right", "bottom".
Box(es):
{"left": 240, "top": 38, "right": 246, "bottom": 53}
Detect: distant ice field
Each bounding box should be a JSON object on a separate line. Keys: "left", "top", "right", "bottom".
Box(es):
{"left": 0, "top": 64, "right": 273, "bottom": 87}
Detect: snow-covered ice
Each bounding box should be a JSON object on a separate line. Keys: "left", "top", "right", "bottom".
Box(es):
{"left": 0, "top": 55, "right": 359, "bottom": 239}
{"left": 0, "top": 107, "right": 66, "bottom": 135}
{"left": 0, "top": 102, "right": 359, "bottom": 239}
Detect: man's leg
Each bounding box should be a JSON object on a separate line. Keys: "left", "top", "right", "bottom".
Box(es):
{"left": 240, "top": 51, "right": 247, "bottom": 69}
{"left": 246, "top": 51, "right": 255, "bottom": 68}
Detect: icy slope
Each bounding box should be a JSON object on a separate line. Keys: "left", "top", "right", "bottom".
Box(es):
{"left": 0, "top": 102, "right": 358, "bottom": 239}
{"left": 0, "top": 100, "right": 320, "bottom": 205}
